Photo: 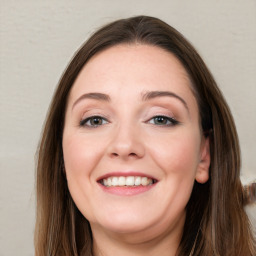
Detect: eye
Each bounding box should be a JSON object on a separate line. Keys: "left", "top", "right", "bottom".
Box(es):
{"left": 148, "top": 115, "right": 179, "bottom": 126}
{"left": 80, "top": 116, "right": 108, "bottom": 127}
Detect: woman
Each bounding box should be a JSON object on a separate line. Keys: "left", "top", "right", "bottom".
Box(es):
{"left": 35, "top": 16, "right": 255, "bottom": 255}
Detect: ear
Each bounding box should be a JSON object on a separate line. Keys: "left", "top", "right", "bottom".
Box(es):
{"left": 195, "top": 137, "right": 210, "bottom": 184}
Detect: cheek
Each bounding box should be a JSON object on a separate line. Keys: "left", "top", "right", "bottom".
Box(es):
{"left": 62, "top": 133, "right": 107, "bottom": 220}
{"left": 142, "top": 130, "right": 201, "bottom": 227}
{"left": 149, "top": 130, "right": 201, "bottom": 178}
{"left": 62, "top": 134, "right": 104, "bottom": 181}
{"left": 154, "top": 132, "right": 201, "bottom": 208}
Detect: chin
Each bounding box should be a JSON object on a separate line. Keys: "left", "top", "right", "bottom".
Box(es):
{"left": 94, "top": 210, "right": 156, "bottom": 234}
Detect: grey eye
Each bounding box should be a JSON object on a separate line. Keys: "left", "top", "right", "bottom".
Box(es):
{"left": 148, "top": 116, "right": 178, "bottom": 126}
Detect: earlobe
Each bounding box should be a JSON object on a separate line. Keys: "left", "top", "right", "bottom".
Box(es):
{"left": 195, "top": 137, "right": 210, "bottom": 184}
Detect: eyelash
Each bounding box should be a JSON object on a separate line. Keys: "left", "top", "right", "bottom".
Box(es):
{"left": 79, "top": 116, "right": 109, "bottom": 128}
{"left": 147, "top": 115, "right": 179, "bottom": 126}
{"left": 79, "top": 115, "right": 179, "bottom": 128}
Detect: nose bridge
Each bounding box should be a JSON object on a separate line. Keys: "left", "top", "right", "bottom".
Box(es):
{"left": 108, "top": 120, "right": 145, "bottom": 159}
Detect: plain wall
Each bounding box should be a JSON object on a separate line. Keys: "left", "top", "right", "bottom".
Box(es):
{"left": 0, "top": 0, "right": 255, "bottom": 255}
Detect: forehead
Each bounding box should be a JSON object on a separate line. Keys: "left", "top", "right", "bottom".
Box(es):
{"left": 68, "top": 44, "right": 197, "bottom": 109}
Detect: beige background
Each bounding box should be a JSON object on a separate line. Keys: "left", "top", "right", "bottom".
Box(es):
{"left": 0, "top": 0, "right": 255, "bottom": 255}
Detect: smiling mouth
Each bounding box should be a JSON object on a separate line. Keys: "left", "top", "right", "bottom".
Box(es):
{"left": 98, "top": 176, "right": 158, "bottom": 187}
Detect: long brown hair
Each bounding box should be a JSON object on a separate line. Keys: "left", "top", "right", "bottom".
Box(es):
{"left": 35, "top": 16, "right": 255, "bottom": 255}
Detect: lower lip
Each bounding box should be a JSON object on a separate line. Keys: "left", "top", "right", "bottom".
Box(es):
{"left": 98, "top": 183, "right": 156, "bottom": 196}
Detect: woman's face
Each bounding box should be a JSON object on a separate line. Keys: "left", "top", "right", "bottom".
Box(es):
{"left": 62, "top": 44, "right": 210, "bottom": 241}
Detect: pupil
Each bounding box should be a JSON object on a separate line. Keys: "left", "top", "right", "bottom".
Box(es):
{"left": 92, "top": 118, "right": 101, "bottom": 125}
{"left": 155, "top": 116, "right": 166, "bottom": 124}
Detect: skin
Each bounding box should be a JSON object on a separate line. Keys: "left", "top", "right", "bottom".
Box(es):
{"left": 62, "top": 44, "right": 210, "bottom": 256}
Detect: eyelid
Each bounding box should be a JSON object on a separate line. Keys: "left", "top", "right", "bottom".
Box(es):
{"left": 80, "top": 109, "right": 111, "bottom": 121}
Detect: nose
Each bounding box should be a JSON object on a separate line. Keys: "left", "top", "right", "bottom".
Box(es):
{"left": 107, "top": 123, "right": 145, "bottom": 160}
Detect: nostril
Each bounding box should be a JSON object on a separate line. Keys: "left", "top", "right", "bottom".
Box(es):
{"left": 110, "top": 152, "right": 138, "bottom": 158}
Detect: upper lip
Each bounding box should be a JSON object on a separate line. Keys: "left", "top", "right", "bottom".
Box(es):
{"left": 97, "top": 171, "right": 158, "bottom": 182}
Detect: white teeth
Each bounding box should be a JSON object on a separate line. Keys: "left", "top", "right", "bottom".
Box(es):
{"left": 112, "top": 177, "right": 119, "bottom": 186}
{"left": 126, "top": 176, "right": 135, "bottom": 186}
{"left": 118, "top": 176, "right": 126, "bottom": 186}
{"left": 141, "top": 177, "right": 148, "bottom": 186}
{"left": 103, "top": 179, "right": 108, "bottom": 186}
{"left": 102, "top": 176, "right": 154, "bottom": 187}
{"left": 107, "top": 177, "right": 112, "bottom": 186}
{"left": 134, "top": 176, "right": 141, "bottom": 185}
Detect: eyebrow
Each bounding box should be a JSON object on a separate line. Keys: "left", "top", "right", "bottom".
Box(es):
{"left": 72, "top": 92, "right": 110, "bottom": 110}
{"left": 72, "top": 90, "right": 189, "bottom": 113}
